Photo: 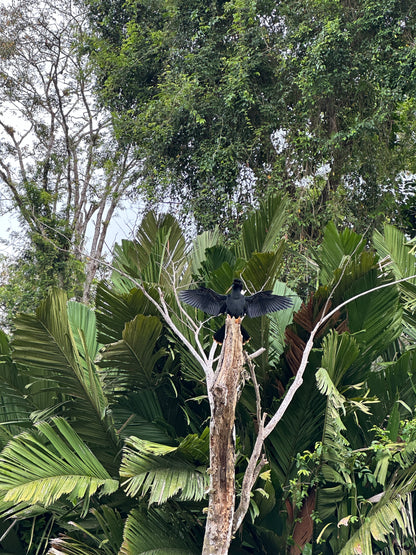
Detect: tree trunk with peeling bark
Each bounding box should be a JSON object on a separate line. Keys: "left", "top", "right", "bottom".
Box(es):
{"left": 202, "top": 316, "right": 243, "bottom": 555}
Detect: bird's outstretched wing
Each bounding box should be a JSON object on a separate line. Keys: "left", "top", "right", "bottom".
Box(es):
{"left": 179, "top": 287, "right": 227, "bottom": 316}
{"left": 245, "top": 291, "right": 293, "bottom": 318}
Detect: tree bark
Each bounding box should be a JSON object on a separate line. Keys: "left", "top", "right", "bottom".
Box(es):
{"left": 202, "top": 316, "right": 243, "bottom": 555}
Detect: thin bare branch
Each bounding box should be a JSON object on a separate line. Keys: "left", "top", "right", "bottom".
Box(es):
{"left": 232, "top": 272, "right": 416, "bottom": 533}
{"left": 264, "top": 274, "right": 416, "bottom": 442}
{"left": 243, "top": 351, "right": 262, "bottom": 426}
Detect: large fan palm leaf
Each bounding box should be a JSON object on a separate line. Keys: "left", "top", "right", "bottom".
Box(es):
{"left": 97, "top": 314, "right": 167, "bottom": 391}
{"left": 0, "top": 417, "right": 118, "bottom": 518}
{"left": 11, "top": 288, "right": 118, "bottom": 463}
{"left": 120, "top": 508, "right": 198, "bottom": 554}
{"left": 120, "top": 431, "right": 209, "bottom": 505}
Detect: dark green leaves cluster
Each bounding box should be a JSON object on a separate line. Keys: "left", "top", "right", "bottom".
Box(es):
{"left": 87, "top": 0, "right": 416, "bottom": 234}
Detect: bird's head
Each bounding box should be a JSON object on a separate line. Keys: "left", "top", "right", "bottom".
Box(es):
{"left": 232, "top": 278, "right": 244, "bottom": 290}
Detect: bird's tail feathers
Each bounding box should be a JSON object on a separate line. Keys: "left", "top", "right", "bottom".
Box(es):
{"left": 213, "top": 323, "right": 250, "bottom": 344}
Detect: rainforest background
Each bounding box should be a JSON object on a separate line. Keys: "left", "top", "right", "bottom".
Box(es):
{"left": 0, "top": 0, "right": 416, "bottom": 552}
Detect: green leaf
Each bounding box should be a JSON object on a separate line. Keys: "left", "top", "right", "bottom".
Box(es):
{"left": 339, "top": 475, "right": 416, "bottom": 554}
{"left": 92, "top": 505, "right": 124, "bottom": 553}
{"left": 96, "top": 283, "right": 159, "bottom": 344}
{"left": 268, "top": 281, "right": 302, "bottom": 361}
{"left": 113, "top": 212, "right": 188, "bottom": 288}
{"left": 373, "top": 224, "right": 416, "bottom": 284}
{"left": 367, "top": 350, "right": 416, "bottom": 427}
{"left": 0, "top": 417, "right": 118, "bottom": 516}
{"left": 237, "top": 194, "right": 288, "bottom": 259}
{"left": 97, "top": 314, "right": 166, "bottom": 390}
{"left": 48, "top": 537, "right": 105, "bottom": 555}
{"left": 11, "top": 288, "right": 118, "bottom": 460}
{"left": 268, "top": 364, "right": 326, "bottom": 484}
{"left": 67, "top": 301, "right": 100, "bottom": 362}
{"left": 120, "top": 508, "right": 198, "bottom": 554}
{"left": 190, "top": 227, "right": 222, "bottom": 275}
{"left": 120, "top": 432, "right": 209, "bottom": 505}
{"left": 242, "top": 247, "right": 286, "bottom": 293}
{"left": 49, "top": 506, "right": 124, "bottom": 555}
{"left": 111, "top": 391, "right": 174, "bottom": 444}
{"left": 373, "top": 224, "right": 416, "bottom": 318}
{"left": 320, "top": 331, "right": 360, "bottom": 387}
{"left": 346, "top": 272, "right": 402, "bottom": 379}
{"left": 316, "top": 367, "right": 347, "bottom": 415}
{"left": 315, "top": 222, "right": 365, "bottom": 285}
{"left": 198, "top": 245, "right": 236, "bottom": 285}
{"left": 0, "top": 331, "right": 33, "bottom": 444}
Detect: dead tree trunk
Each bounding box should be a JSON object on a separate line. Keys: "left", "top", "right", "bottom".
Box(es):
{"left": 202, "top": 316, "right": 243, "bottom": 555}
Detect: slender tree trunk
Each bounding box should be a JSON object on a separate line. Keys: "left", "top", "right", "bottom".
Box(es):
{"left": 202, "top": 316, "right": 243, "bottom": 555}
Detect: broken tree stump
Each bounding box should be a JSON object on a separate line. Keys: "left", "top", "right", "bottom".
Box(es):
{"left": 202, "top": 316, "right": 244, "bottom": 555}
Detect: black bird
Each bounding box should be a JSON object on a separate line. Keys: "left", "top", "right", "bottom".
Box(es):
{"left": 179, "top": 278, "right": 293, "bottom": 343}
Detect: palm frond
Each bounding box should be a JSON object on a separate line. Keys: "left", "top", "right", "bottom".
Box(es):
{"left": 196, "top": 245, "right": 236, "bottom": 288}
{"left": 374, "top": 224, "right": 416, "bottom": 283}
{"left": 190, "top": 227, "right": 222, "bottom": 275}
{"left": 339, "top": 473, "right": 416, "bottom": 554}
{"left": 120, "top": 431, "right": 209, "bottom": 505}
{"left": 374, "top": 224, "right": 416, "bottom": 318}
{"left": 316, "top": 368, "right": 347, "bottom": 415}
{"left": 48, "top": 506, "right": 124, "bottom": 555}
{"left": 320, "top": 331, "right": 360, "bottom": 388}
{"left": 242, "top": 248, "right": 286, "bottom": 293}
{"left": 49, "top": 538, "right": 105, "bottom": 555}
{"left": 345, "top": 271, "right": 402, "bottom": 381}
{"left": 67, "top": 301, "right": 100, "bottom": 362}
{"left": 315, "top": 222, "right": 365, "bottom": 285}
{"left": 111, "top": 391, "right": 175, "bottom": 444}
{"left": 0, "top": 331, "right": 34, "bottom": 444}
{"left": 11, "top": 288, "right": 118, "bottom": 455}
{"left": 97, "top": 314, "right": 167, "bottom": 391}
{"left": 96, "top": 282, "right": 160, "bottom": 344}
{"left": 120, "top": 508, "right": 198, "bottom": 554}
{"left": 0, "top": 417, "right": 118, "bottom": 517}
{"left": 267, "top": 363, "right": 326, "bottom": 484}
{"left": 268, "top": 281, "right": 303, "bottom": 362}
{"left": 367, "top": 349, "right": 416, "bottom": 429}
{"left": 91, "top": 505, "right": 124, "bottom": 553}
{"left": 113, "top": 212, "right": 188, "bottom": 288}
{"left": 236, "top": 194, "right": 288, "bottom": 259}
{"left": 314, "top": 339, "right": 364, "bottom": 535}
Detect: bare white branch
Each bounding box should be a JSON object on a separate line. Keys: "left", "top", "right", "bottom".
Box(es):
{"left": 232, "top": 272, "right": 416, "bottom": 532}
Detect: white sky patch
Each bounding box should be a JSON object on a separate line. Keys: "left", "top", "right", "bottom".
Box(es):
{"left": 271, "top": 128, "right": 288, "bottom": 154}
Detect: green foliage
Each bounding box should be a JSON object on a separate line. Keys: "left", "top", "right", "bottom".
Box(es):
{"left": 113, "top": 212, "right": 188, "bottom": 287}
{"left": 87, "top": 0, "right": 416, "bottom": 235}
{"left": 120, "top": 431, "right": 209, "bottom": 504}
{"left": 120, "top": 508, "right": 198, "bottom": 554}
{"left": 266, "top": 222, "right": 416, "bottom": 552}
{"left": 97, "top": 314, "right": 167, "bottom": 390}
{"left": 0, "top": 418, "right": 119, "bottom": 517}
{"left": 0, "top": 281, "right": 210, "bottom": 551}
{"left": 0, "top": 235, "right": 84, "bottom": 326}
{"left": 0, "top": 203, "right": 416, "bottom": 552}
{"left": 11, "top": 288, "right": 118, "bottom": 466}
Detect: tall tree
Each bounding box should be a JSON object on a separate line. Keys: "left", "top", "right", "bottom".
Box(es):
{"left": 0, "top": 0, "right": 140, "bottom": 309}
{"left": 86, "top": 0, "right": 416, "bottom": 236}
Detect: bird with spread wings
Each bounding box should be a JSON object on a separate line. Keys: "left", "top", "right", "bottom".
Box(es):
{"left": 179, "top": 278, "right": 293, "bottom": 343}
